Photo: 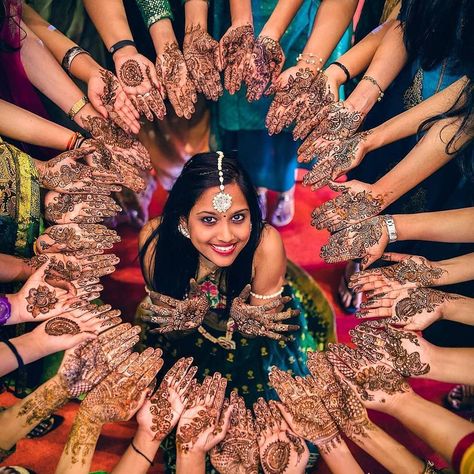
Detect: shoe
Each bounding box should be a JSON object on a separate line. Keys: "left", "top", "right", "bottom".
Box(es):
{"left": 271, "top": 192, "right": 295, "bottom": 227}
{"left": 337, "top": 261, "right": 362, "bottom": 314}
{"left": 257, "top": 188, "right": 268, "bottom": 220}
{"left": 26, "top": 414, "right": 63, "bottom": 438}
{"left": 445, "top": 385, "right": 474, "bottom": 412}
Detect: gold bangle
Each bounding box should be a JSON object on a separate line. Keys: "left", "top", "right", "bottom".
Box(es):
{"left": 361, "top": 75, "right": 385, "bottom": 102}
{"left": 68, "top": 96, "right": 89, "bottom": 120}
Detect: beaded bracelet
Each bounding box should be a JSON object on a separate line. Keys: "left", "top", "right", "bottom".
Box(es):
{"left": 250, "top": 287, "right": 284, "bottom": 300}
{"left": 296, "top": 53, "right": 323, "bottom": 72}
{"left": 0, "top": 294, "right": 11, "bottom": 325}
{"left": 361, "top": 75, "right": 385, "bottom": 102}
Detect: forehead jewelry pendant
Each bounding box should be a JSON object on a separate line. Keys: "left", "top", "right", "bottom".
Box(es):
{"left": 212, "top": 151, "right": 232, "bottom": 213}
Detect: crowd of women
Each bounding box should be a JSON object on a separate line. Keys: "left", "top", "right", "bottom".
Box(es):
{"left": 0, "top": 0, "right": 473, "bottom": 473}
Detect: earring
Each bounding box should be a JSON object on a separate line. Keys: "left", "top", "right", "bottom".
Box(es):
{"left": 178, "top": 223, "right": 190, "bottom": 239}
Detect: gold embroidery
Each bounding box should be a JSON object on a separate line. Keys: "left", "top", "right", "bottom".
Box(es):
{"left": 403, "top": 68, "right": 424, "bottom": 110}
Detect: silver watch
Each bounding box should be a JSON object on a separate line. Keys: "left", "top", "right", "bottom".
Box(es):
{"left": 383, "top": 215, "right": 398, "bottom": 243}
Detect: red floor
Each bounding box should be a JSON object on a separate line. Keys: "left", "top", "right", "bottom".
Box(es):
{"left": 0, "top": 180, "right": 462, "bottom": 473}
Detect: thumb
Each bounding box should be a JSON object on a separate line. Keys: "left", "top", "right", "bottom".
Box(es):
{"left": 88, "top": 91, "right": 109, "bottom": 119}
{"left": 381, "top": 252, "right": 411, "bottom": 263}
{"left": 70, "top": 331, "right": 97, "bottom": 349}
{"left": 327, "top": 180, "right": 349, "bottom": 193}
{"left": 238, "top": 284, "right": 252, "bottom": 301}
{"left": 67, "top": 146, "right": 98, "bottom": 161}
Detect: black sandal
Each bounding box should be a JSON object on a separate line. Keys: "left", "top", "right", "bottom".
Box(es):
{"left": 26, "top": 414, "right": 64, "bottom": 439}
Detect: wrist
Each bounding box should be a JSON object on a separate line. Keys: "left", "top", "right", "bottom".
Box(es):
{"left": 346, "top": 81, "right": 380, "bottom": 115}
{"left": 75, "top": 104, "right": 101, "bottom": 128}
{"left": 324, "top": 64, "right": 346, "bottom": 88}
{"left": 150, "top": 19, "right": 178, "bottom": 54}
{"left": 133, "top": 429, "right": 162, "bottom": 457}
{"left": 4, "top": 293, "right": 19, "bottom": 324}
{"left": 259, "top": 24, "right": 282, "bottom": 42}
{"left": 231, "top": 17, "right": 253, "bottom": 27}
{"left": 10, "top": 332, "right": 45, "bottom": 365}
{"left": 184, "top": 1, "right": 208, "bottom": 29}
{"left": 112, "top": 44, "right": 139, "bottom": 61}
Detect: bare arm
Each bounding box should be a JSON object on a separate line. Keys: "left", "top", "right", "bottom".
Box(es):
{"left": 259, "top": 0, "right": 305, "bottom": 40}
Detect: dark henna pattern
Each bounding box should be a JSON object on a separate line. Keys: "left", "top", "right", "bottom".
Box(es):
{"left": 314, "top": 101, "right": 363, "bottom": 141}
{"left": 176, "top": 408, "right": 214, "bottom": 453}
{"left": 45, "top": 317, "right": 81, "bottom": 336}
{"left": 312, "top": 190, "right": 384, "bottom": 233}
{"left": 286, "top": 430, "right": 305, "bottom": 462}
{"left": 261, "top": 441, "right": 290, "bottom": 474}
{"left": 26, "top": 285, "right": 58, "bottom": 318}
{"left": 119, "top": 59, "right": 144, "bottom": 87}
{"left": 320, "top": 216, "right": 384, "bottom": 264}
{"left": 380, "top": 257, "right": 445, "bottom": 286}
{"left": 149, "top": 379, "right": 173, "bottom": 439}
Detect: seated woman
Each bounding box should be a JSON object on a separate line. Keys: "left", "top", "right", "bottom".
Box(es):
{"left": 136, "top": 151, "right": 334, "bottom": 470}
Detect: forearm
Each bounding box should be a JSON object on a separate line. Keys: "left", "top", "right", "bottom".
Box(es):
{"left": 391, "top": 393, "right": 474, "bottom": 464}
{"left": 302, "top": 0, "right": 357, "bottom": 63}
{"left": 436, "top": 253, "right": 474, "bottom": 286}
{"left": 184, "top": 0, "right": 208, "bottom": 30}
{"left": 0, "top": 374, "right": 69, "bottom": 450}
{"left": 111, "top": 429, "right": 161, "bottom": 473}
{"left": 353, "top": 424, "right": 424, "bottom": 473}
{"left": 427, "top": 346, "right": 474, "bottom": 384}
{"left": 442, "top": 295, "right": 474, "bottom": 326}
{"left": 346, "top": 21, "right": 407, "bottom": 115}
{"left": 0, "top": 100, "right": 74, "bottom": 151}
{"left": 259, "top": 0, "right": 305, "bottom": 41}
{"left": 149, "top": 19, "right": 177, "bottom": 54}
{"left": 0, "top": 332, "right": 50, "bottom": 377}
{"left": 22, "top": 5, "right": 102, "bottom": 83}
{"left": 321, "top": 440, "right": 364, "bottom": 474}
{"left": 176, "top": 451, "right": 206, "bottom": 474}
{"left": 393, "top": 208, "right": 474, "bottom": 243}
{"left": 0, "top": 253, "right": 34, "bottom": 282}
{"left": 366, "top": 77, "right": 469, "bottom": 151}
{"left": 229, "top": 0, "right": 252, "bottom": 25}
{"left": 55, "top": 410, "right": 102, "bottom": 474}
{"left": 372, "top": 118, "right": 464, "bottom": 208}
{"left": 325, "top": 19, "right": 395, "bottom": 89}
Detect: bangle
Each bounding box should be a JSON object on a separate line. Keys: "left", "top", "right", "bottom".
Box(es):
{"left": 109, "top": 40, "right": 136, "bottom": 55}
{"left": 383, "top": 215, "right": 397, "bottom": 243}
{"left": 0, "top": 294, "right": 11, "bottom": 325}
{"left": 130, "top": 440, "right": 154, "bottom": 465}
{"left": 330, "top": 61, "right": 351, "bottom": 83}
{"left": 68, "top": 96, "right": 89, "bottom": 120}
{"left": 3, "top": 340, "right": 24, "bottom": 370}
{"left": 250, "top": 287, "right": 284, "bottom": 300}
{"left": 296, "top": 53, "right": 323, "bottom": 71}
{"left": 66, "top": 132, "right": 83, "bottom": 151}
{"left": 452, "top": 432, "right": 474, "bottom": 473}
{"left": 61, "top": 46, "right": 91, "bottom": 75}
{"left": 361, "top": 75, "right": 384, "bottom": 102}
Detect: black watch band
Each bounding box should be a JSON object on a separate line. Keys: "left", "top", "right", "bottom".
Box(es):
{"left": 109, "top": 39, "right": 136, "bottom": 55}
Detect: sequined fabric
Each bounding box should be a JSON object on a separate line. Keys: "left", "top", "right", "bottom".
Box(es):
{"left": 135, "top": 0, "right": 173, "bottom": 28}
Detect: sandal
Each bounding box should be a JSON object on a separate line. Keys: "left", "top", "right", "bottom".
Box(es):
{"left": 0, "top": 468, "right": 36, "bottom": 474}
{"left": 338, "top": 261, "right": 362, "bottom": 314}
{"left": 26, "top": 414, "right": 64, "bottom": 439}
{"left": 445, "top": 385, "right": 474, "bottom": 412}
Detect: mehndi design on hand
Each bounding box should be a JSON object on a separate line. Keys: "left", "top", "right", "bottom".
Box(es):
{"left": 141, "top": 279, "right": 209, "bottom": 333}
{"left": 183, "top": 24, "right": 222, "bottom": 101}
{"left": 219, "top": 24, "right": 254, "bottom": 94}
{"left": 230, "top": 285, "right": 300, "bottom": 340}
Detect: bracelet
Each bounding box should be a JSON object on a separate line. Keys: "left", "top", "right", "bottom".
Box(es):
{"left": 383, "top": 215, "right": 397, "bottom": 243}
{"left": 422, "top": 459, "right": 441, "bottom": 474}
{"left": 330, "top": 61, "right": 351, "bottom": 83}
{"left": 109, "top": 39, "right": 136, "bottom": 55}
{"left": 361, "top": 75, "right": 384, "bottom": 102}
{"left": 0, "top": 294, "right": 11, "bottom": 325}
{"left": 61, "top": 46, "right": 91, "bottom": 75}
{"left": 66, "top": 132, "right": 83, "bottom": 151}
{"left": 296, "top": 53, "right": 323, "bottom": 71}
{"left": 452, "top": 432, "right": 474, "bottom": 473}
{"left": 250, "top": 287, "right": 284, "bottom": 300}
{"left": 68, "top": 96, "right": 89, "bottom": 120}
{"left": 3, "top": 340, "right": 24, "bottom": 370}
{"left": 130, "top": 440, "right": 154, "bottom": 465}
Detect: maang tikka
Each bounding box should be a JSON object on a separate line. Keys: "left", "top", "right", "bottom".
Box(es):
{"left": 212, "top": 151, "right": 232, "bottom": 213}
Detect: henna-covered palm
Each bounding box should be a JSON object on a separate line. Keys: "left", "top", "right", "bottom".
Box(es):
{"left": 311, "top": 180, "right": 386, "bottom": 233}
{"left": 140, "top": 279, "right": 209, "bottom": 333}
{"left": 82, "top": 116, "right": 151, "bottom": 171}
{"left": 35, "top": 147, "right": 121, "bottom": 195}
{"left": 211, "top": 393, "right": 259, "bottom": 474}
{"left": 245, "top": 36, "right": 285, "bottom": 102}
{"left": 88, "top": 69, "right": 140, "bottom": 134}
{"left": 36, "top": 223, "right": 121, "bottom": 257}
{"left": 254, "top": 397, "right": 309, "bottom": 474}
{"left": 44, "top": 191, "right": 121, "bottom": 225}
{"left": 326, "top": 342, "right": 412, "bottom": 411}
{"left": 157, "top": 42, "right": 197, "bottom": 119}
{"left": 301, "top": 131, "right": 372, "bottom": 187}
{"left": 356, "top": 287, "right": 462, "bottom": 331}
{"left": 306, "top": 351, "right": 373, "bottom": 442}
{"left": 58, "top": 322, "right": 141, "bottom": 398}
{"left": 176, "top": 373, "right": 234, "bottom": 454}
{"left": 349, "top": 253, "right": 447, "bottom": 297}
{"left": 183, "top": 25, "right": 222, "bottom": 101}
{"left": 268, "top": 367, "right": 341, "bottom": 452}
{"left": 349, "top": 321, "right": 432, "bottom": 377}
{"left": 230, "top": 285, "right": 300, "bottom": 340}
{"left": 219, "top": 24, "right": 254, "bottom": 95}
{"left": 320, "top": 216, "right": 388, "bottom": 268}
{"left": 137, "top": 357, "right": 198, "bottom": 441}
{"left": 292, "top": 71, "right": 338, "bottom": 141}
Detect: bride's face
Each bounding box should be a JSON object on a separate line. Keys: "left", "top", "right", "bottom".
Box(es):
{"left": 184, "top": 182, "right": 252, "bottom": 268}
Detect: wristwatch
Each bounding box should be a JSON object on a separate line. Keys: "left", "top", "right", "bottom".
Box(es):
{"left": 383, "top": 215, "right": 398, "bottom": 243}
